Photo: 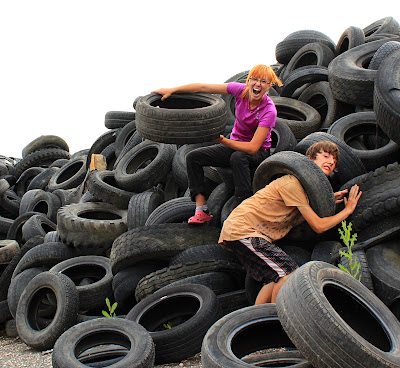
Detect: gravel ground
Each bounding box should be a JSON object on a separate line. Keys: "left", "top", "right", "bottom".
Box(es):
{"left": 0, "top": 328, "right": 202, "bottom": 368}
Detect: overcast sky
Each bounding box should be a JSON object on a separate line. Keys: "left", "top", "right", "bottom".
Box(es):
{"left": 0, "top": 1, "right": 397, "bottom": 158}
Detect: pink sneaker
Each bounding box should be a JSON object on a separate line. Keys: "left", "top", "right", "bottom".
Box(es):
{"left": 188, "top": 210, "right": 213, "bottom": 224}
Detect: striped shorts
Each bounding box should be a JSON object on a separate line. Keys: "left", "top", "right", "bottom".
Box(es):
{"left": 225, "top": 237, "right": 299, "bottom": 284}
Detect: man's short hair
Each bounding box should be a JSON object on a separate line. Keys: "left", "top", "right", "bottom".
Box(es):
{"left": 306, "top": 141, "right": 340, "bottom": 162}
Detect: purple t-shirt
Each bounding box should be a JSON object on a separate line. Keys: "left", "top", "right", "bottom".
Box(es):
{"left": 227, "top": 82, "right": 277, "bottom": 149}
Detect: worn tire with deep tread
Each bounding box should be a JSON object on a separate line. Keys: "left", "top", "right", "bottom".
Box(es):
{"left": 136, "top": 93, "right": 227, "bottom": 144}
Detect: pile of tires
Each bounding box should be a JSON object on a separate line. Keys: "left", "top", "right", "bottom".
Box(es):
{"left": 0, "top": 15, "right": 399, "bottom": 367}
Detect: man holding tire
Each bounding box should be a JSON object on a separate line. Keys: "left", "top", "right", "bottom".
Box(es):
{"left": 219, "top": 141, "right": 362, "bottom": 304}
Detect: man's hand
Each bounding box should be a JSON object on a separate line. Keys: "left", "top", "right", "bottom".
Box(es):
{"left": 343, "top": 185, "right": 362, "bottom": 214}
{"left": 334, "top": 189, "right": 348, "bottom": 203}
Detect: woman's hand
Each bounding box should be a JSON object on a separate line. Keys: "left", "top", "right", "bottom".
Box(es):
{"left": 213, "top": 135, "right": 224, "bottom": 144}
{"left": 334, "top": 189, "right": 348, "bottom": 203}
{"left": 153, "top": 88, "right": 174, "bottom": 101}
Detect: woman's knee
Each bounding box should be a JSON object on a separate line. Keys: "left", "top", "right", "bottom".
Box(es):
{"left": 229, "top": 150, "right": 250, "bottom": 168}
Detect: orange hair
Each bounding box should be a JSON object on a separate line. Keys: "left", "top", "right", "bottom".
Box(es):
{"left": 241, "top": 64, "right": 283, "bottom": 99}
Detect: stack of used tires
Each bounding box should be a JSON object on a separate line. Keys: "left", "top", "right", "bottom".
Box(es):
{"left": 0, "top": 15, "right": 399, "bottom": 367}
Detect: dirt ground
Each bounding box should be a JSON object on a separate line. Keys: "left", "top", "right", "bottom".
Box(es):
{"left": 0, "top": 329, "right": 202, "bottom": 368}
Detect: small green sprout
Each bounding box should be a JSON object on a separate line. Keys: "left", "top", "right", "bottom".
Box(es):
{"left": 102, "top": 297, "right": 118, "bottom": 318}
{"left": 163, "top": 322, "right": 173, "bottom": 329}
{"left": 337, "top": 220, "right": 361, "bottom": 281}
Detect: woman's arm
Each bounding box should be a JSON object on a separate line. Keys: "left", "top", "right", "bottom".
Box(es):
{"left": 153, "top": 83, "right": 229, "bottom": 101}
{"left": 297, "top": 185, "right": 362, "bottom": 233}
{"left": 214, "top": 126, "right": 270, "bottom": 155}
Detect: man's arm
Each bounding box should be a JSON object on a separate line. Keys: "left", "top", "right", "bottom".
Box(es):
{"left": 297, "top": 185, "right": 362, "bottom": 234}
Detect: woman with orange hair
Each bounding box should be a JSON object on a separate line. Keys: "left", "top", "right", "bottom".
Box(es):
{"left": 154, "top": 64, "right": 283, "bottom": 224}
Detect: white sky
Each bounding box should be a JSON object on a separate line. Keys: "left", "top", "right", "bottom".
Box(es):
{"left": 0, "top": 1, "right": 397, "bottom": 158}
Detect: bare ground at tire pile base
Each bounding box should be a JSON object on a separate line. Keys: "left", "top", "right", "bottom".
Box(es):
{"left": 0, "top": 329, "right": 202, "bottom": 368}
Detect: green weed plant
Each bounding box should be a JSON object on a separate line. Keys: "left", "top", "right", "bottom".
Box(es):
{"left": 102, "top": 297, "right": 118, "bottom": 318}
{"left": 337, "top": 221, "right": 361, "bottom": 281}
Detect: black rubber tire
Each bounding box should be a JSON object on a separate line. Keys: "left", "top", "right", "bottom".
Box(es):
{"left": 126, "top": 191, "right": 164, "bottom": 229}
{"left": 11, "top": 241, "right": 77, "bottom": 280}
{"left": 114, "top": 120, "right": 137, "bottom": 157}
{"left": 14, "top": 148, "right": 71, "bottom": 179}
{"left": 21, "top": 213, "right": 57, "bottom": 241}
{"left": 161, "top": 271, "right": 239, "bottom": 296}
{"left": 57, "top": 202, "right": 127, "bottom": 254}
{"left": 169, "top": 243, "right": 239, "bottom": 266}
{"left": 134, "top": 260, "right": 244, "bottom": 302}
{"left": 52, "top": 317, "right": 155, "bottom": 368}
{"left": 271, "top": 96, "right": 321, "bottom": 140}
{"left": 49, "top": 158, "right": 70, "bottom": 168}
{"left": 144, "top": 196, "right": 195, "bottom": 226}
{"left": 0, "top": 216, "right": 13, "bottom": 237}
{"left": 298, "top": 81, "right": 353, "bottom": 129}
{"left": 49, "top": 255, "right": 113, "bottom": 310}
{"left": 16, "top": 271, "right": 79, "bottom": 350}
{"left": 114, "top": 140, "right": 176, "bottom": 192}
{"left": 135, "top": 93, "right": 227, "bottom": 144}
{"left": 280, "top": 42, "right": 334, "bottom": 81}
{"left": 113, "top": 131, "right": 144, "bottom": 170}
{"left": 47, "top": 156, "right": 87, "bottom": 191}
{"left": 207, "top": 182, "right": 234, "bottom": 228}
{"left": 86, "top": 170, "right": 136, "bottom": 209}
{"left": 201, "top": 303, "right": 310, "bottom": 368}
{"left": 126, "top": 283, "right": 220, "bottom": 364}
{"left": 19, "top": 189, "right": 61, "bottom": 223}
{"left": 270, "top": 119, "right": 298, "bottom": 154}
{"left": 0, "top": 299, "right": 12, "bottom": 324}
{"left": 339, "top": 162, "right": 400, "bottom": 240}
{"left": 294, "top": 131, "right": 366, "bottom": 187}
{"left": 6, "top": 211, "right": 42, "bottom": 246}
{"left": 0, "top": 235, "right": 44, "bottom": 301}
{"left": 26, "top": 167, "right": 60, "bottom": 191}
{"left": 0, "top": 189, "right": 21, "bottom": 219}
{"left": 85, "top": 129, "right": 119, "bottom": 169}
{"left": 363, "top": 16, "right": 400, "bottom": 38}
{"left": 110, "top": 223, "right": 221, "bottom": 275}
{"left": 5, "top": 318, "right": 18, "bottom": 337}
{"left": 22, "top": 135, "right": 69, "bottom": 158}
{"left": 280, "top": 66, "right": 329, "bottom": 99}
{"left": 253, "top": 150, "right": 335, "bottom": 217}
{"left": 366, "top": 240, "right": 400, "bottom": 306}
{"left": 100, "top": 142, "right": 117, "bottom": 171}
{"left": 369, "top": 40, "right": 400, "bottom": 70}
{"left": 374, "top": 48, "right": 400, "bottom": 146}
{"left": 0, "top": 240, "right": 19, "bottom": 263}
{"left": 276, "top": 261, "right": 400, "bottom": 368}
{"left": 328, "top": 38, "right": 400, "bottom": 107}
{"left": 14, "top": 167, "right": 45, "bottom": 197}
{"left": 339, "top": 249, "right": 374, "bottom": 292}
{"left": 311, "top": 240, "right": 342, "bottom": 264}
{"left": 335, "top": 26, "right": 365, "bottom": 56}
{"left": 112, "top": 262, "right": 162, "bottom": 310}
{"left": 7, "top": 267, "right": 45, "bottom": 319}
{"left": 275, "top": 29, "right": 336, "bottom": 65}
{"left": 327, "top": 111, "right": 400, "bottom": 172}
{"left": 104, "top": 110, "right": 136, "bottom": 129}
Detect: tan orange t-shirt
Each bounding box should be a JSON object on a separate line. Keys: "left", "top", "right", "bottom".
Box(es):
{"left": 219, "top": 175, "right": 309, "bottom": 244}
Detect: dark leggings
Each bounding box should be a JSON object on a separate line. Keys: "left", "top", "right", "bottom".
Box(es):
{"left": 186, "top": 144, "right": 269, "bottom": 201}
